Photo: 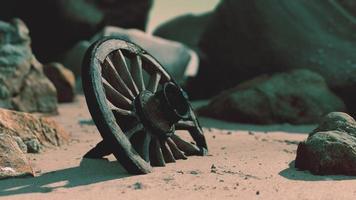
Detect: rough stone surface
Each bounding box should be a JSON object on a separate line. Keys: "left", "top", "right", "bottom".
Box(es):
{"left": 0, "top": 18, "right": 57, "bottom": 113}
{"left": 295, "top": 112, "right": 356, "bottom": 175}
{"left": 0, "top": 134, "right": 34, "bottom": 179}
{"left": 0, "top": 108, "right": 69, "bottom": 153}
{"left": 199, "top": 69, "right": 346, "bottom": 124}
{"left": 198, "top": 0, "right": 356, "bottom": 114}
{"left": 12, "top": 136, "right": 27, "bottom": 153}
{"left": 44, "top": 62, "right": 76, "bottom": 102}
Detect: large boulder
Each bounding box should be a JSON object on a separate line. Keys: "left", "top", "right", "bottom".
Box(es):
{"left": 0, "top": 108, "right": 69, "bottom": 153}
{"left": 295, "top": 112, "right": 356, "bottom": 175}
{"left": 44, "top": 62, "right": 76, "bottom": 102}
{"left": 0, "top": 134, "right": 34, "bottom": 179}
{"left": 199, "top": 69, "right": 346, "bottom": 124}
{"left": 198, "top": 0, "right": 356, "bottom": 113}
{"left": 154, "top": 12, "right": 213, "bottom": 53}
{"left": 0, "top": 19, "right": 57, "bottom": 113}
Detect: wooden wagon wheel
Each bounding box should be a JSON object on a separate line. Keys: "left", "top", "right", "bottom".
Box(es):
{"left": 81, "top": 37, "right": 208, "bottom": 174}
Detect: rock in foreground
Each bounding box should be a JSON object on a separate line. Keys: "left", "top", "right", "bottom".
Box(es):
{"left": 295, "top": 112, "right": 356, "bottom": 175}
{"left": 0, "top": 134, "right": 34, "bottom": 179}
{"left": 199, "top": 69, "right": 345, "bottom": 124}
{"left": 0, "top": 108, "right": 69, "bottom": 153}
{"left": 0, "top": 18, "right": 57, "bottom": 113}
{"left": 0, "top": 108, "right": 69, "bottom": 179}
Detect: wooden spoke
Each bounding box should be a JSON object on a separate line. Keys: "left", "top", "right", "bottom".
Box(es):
{"left": 102, "top": 78, "right": 132, "bottom": 110}
{"left": 125, "top": 124, "right": 144, "bottom": 139}
{"left": 167, "top": 138, "right": 187, "bottom": 160}
{"left": 171, "top": 135, "right": 201, "bottom": 156}
{"left": 112, "top": 50, "right": 139, "bottom": 95}
{"left": 141, "top": 54, "right": 171, "bottom": 82}
{"left": 131, "top": 55, "right": 145, "bottom": 91}
{"left": 142, "top": 132, "right": 152, "bottom": 162}
{"left": 175, "top": 120, "right": 195, "bottom": 130}
{"left": 106, "top": 101, "right": 133, "bottom": 116}
{"left": 147, "top": 72, "right": 161, "bottom": 93}
{"left": 149, "top": 138, "right": 165, "bottom": 167}
{"left": 160, "top": 140, "right": 175, "bottom": 163}
{"left": 103, "top": 57, "right": 135, "bottom": 100}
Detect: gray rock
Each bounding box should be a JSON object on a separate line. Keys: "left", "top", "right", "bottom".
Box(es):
{"left": 295, "top": 112, "right": 356, "bottom": 175}
{"left": 199, "top": 69, "right": 345, "bottom": 124}
{"left": 312, "top": 112, "right": 356, "bottom": 137}
{"left": 0, "top": 134, "right": 34, "bottom": 179}
{"left": 0, "top": 18, "right": 57, "bottom": 113}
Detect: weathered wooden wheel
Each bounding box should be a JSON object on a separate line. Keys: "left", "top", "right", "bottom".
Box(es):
{"left": 82, "top": 37, "right": 208, "bottom": 174}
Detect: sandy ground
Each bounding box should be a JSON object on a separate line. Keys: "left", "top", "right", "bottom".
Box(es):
{"left": 0, "top": 96, "right": 356, "bottom": 200}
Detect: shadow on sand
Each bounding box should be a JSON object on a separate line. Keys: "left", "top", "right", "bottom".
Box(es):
{"left": 279, "top": 161, "right": 356, "bottom": 181}
{"left": 0, "top": 159, "right": 131, "bottom": 197}
{"left": 199, "top": 117, "right": 316, "bottom": 134}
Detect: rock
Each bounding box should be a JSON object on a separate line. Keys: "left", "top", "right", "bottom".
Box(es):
{"left": 154, "top": 12, "right": 213, "bottom": 53}
{"left": 198, "top": 0, "right": 356, "bottom": 112}
{"left": 295, "top": 112, "right": 356, "bottom": 175}
{"left": 0, "top": 18, "right": 57, "bottom": 113}
{"left": 312, "top": 112, "right": 356, "bottom": 137}
{"left": 0, "top": 134, "right": 34, "bottom": 179}
{"left": 12, "top": 136, "right": 27, "bottom": 153}
{"left": 0, "top": 108, "right": 69, "bottom": 153}
{"left": 44, "top": 62, "right": 76, "bottom": 102}
{"left": 198, "top": 69, "right": 346, "bottom": 124}
{"left": 24, "top": 138, "right": 41, "bottom": 153}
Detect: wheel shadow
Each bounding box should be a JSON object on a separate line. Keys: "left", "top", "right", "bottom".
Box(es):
{"left": 0, "top": 158, "right": 132, "bottom": 197}
{"left": 279, "top": 161, "right": 356, "bottom": 181}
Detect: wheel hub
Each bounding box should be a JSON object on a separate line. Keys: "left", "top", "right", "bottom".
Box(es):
{"left": 134, "top": 82, "right": 190, "bottom": 138}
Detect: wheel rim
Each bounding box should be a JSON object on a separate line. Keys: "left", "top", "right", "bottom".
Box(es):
{"left": 82, "top": 37, "right": 208, "bottom": 174}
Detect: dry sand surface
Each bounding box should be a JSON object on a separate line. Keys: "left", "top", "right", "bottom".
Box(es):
{"left": 1, "top": 96, "right": 356, "bottom": 200}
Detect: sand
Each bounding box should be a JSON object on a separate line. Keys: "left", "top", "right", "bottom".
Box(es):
{"left": 0, "top": 95, "right": 356, "bottom": 200}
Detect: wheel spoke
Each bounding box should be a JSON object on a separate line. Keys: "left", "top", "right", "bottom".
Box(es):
{"left": 167, "top": 138, "right": 187, "bottom": 160}
{"left": 175, "top": 120, "right": 195, "bottom": 130}
{"left": 142, "top": 132, "right": 152, "bottom": 162}
{"left": 142, "top": 54, "right": 171, "bottom": 82}
{"left": 149, "top": 138, "right": 165, "bottom": 167}
{"left": 125, "top": 123, "right": 144, "bottom": 139}
{"left": 102, "top": 78, "right": 132, "bottom": 110}
{"left": 160, "top": 140, "right": 175, "bottom": 163}
{"left": 131, "top": 55, "right": 145, "bottom": 91}
{"left": 104, "top": 57, "right": 135, "bottom": 100}
{"left": 107, "top": 101, "right": 134, "bottom": 116}
{"left": 147, "top": 72, "right": 161, "bottom": 93}
{"left": 171, "top": 134, "right": 201, "bottom": 156}
{"left": 113, "top": 50, "right": 139, "bottom": 95}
